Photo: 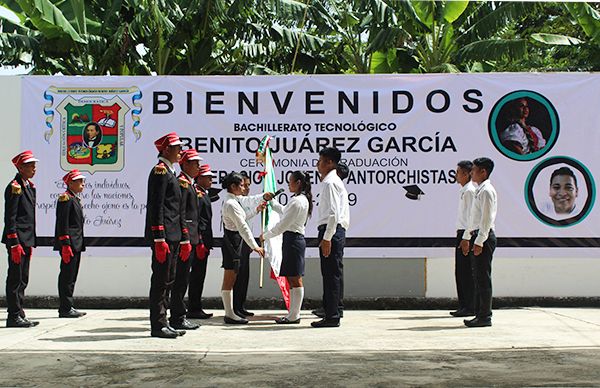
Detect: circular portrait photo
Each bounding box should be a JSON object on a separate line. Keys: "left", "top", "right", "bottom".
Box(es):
{"left": 525, "top": 156, "right": 596, "bottom": 227}
{"left": 488, "top": 90, "right": 559, "bottom": 161}
{"left": 83, "top": 122, "right": 103, "bottom": 148}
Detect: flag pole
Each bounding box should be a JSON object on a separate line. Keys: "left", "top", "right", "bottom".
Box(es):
{"left": 259, "top": 208, "right": 265, "bottom": 288}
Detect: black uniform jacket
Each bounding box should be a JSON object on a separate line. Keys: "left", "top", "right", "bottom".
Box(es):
{"left": 144, "top": 161, "right": 184, "bottom": 244}
{"left": 2, "top": 174, "right": 36, "bottom": 248}
{"left": 53, "top": 190, "right": 85, "bottom": 252}
{"left": 197, "top": 186, "right": 214, "bottom": 250}
{"left": 178, "top": 173, "right": 201, "bottom": 245}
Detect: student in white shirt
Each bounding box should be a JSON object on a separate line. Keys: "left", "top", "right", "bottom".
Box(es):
{"left": 261, "top": 171, "right": 313, "bottom": 324}
{"left": 220, "top": 172, "right": 269, "bottom": 324}
{"left": 460, "top": 157, "right": 498, "bottom": 328}
{"left": 450, "top": 160, "right": 476, "bottom": 318}
{"left": 312, "top": 148, "right": 350, "bottom": 328}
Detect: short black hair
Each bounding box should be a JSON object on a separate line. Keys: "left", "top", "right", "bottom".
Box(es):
{"left": 473, "top": 157, "right": 494, "bottom": 176}
{"left": 319, "top": 147, "right": 341, "bottom": 165}
{"left": 550, "top": 167, "right": 578, "bottom": 188}
{"left": 457, "top": 160, "right": 473, "bottom": 173}
{"left": 221, "top": 172, "right": 244, "bottom": 191}
{"left": 337, "top": 162, "right": 349, "bottom": 180}
{"left": 239, "top": 171, "right": 250, "bottom": 180}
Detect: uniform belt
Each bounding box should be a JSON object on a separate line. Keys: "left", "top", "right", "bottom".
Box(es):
{"left": 318, "top": 224, "right": 345, "bottom": 231}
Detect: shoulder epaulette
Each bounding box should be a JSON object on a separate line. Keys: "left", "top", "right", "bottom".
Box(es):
{"left": 153, "top": 163, "right": 167, "bottom": 175}
{"left": 58, "top": 193, "right": 70, "bottom": 202}
{"left": 179, "top": 176, "right": 190, "bottom": 189}
{"left": 10, "top": 180, "right": 22, "bottom": 195}
{"left": 197, "top": 190, "right": 205, "bottom": 198}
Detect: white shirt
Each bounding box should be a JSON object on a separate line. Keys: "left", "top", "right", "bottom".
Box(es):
{"left": 540, "top": 201, "right": 578, "bottom": 220}
{"left": 500, "top": 123, "right": 546, "bottom": 154}
{"left": 462, "top": 179, "right": 497, "bottom": 246}
{"left": 236, "top": 193, "right": 263, "bottom": 220}
{"left": 221, "top": 192, "right": 259, "bottom": 250}
{"left": 456, "top": 181, "right": 476, "bottom": 230}
{"left": 317, "top": 170, "right": 350, "bottom": 241}
{"left": 263, "top": 194, "right": 309, "bottom": 239}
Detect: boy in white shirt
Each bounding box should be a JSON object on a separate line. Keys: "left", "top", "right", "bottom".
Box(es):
{"left": 312, "top": 148, "right": 350, "bottom": 328}
{"left": 460, "top": 157, "right": 498, "bottom": 328}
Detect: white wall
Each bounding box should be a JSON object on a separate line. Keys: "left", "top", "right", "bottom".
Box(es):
{"left": 1, "top": 75, "right": 599, "bottom": 300}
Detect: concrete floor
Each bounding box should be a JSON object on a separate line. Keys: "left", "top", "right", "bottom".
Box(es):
{"left": 1, "top": 308, "right": 600, "bottom": 387}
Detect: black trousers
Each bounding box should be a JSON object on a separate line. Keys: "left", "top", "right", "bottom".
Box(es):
{"left": 455, "top": 230, "right": 475, "bottom": 312}
{"left": 149, "top": 242, "right": 179, "bottom": 330}
{"left": 170, "top": 250, "right": 192, "bottom": 324}
{"left": 233, "top": 242, "right": 252, "bottom": 312}
{"left": 5, "top": 246, "right": 32, "bottom": 319}
{"left": 318, "top": 224, "right": 346, "bottom": 321}
{"left": 470, "top": 230, "right": 496, "bottom": 320}
{"left": 188, "top": 247, "right": 209, "bottom": 312}
{"left": 58, "top": 251, "right": 82, "bottom": 313}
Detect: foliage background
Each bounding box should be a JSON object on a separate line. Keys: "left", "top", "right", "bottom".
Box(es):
{"left": 0, "top": 1, "right": 599, "bottom": 75}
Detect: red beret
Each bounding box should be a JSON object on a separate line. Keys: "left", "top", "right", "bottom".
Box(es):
{"left": 63, "top": 169, "right": 85, "bottom": 184}
{"left": 12, "top": 150, "right": 39, "bottom": 167}
{"left": 154, "top": 132, "right": 183, "bottom": 152}
{"left": 199, "top": 164, "right": 214, "bottom": 177}
{"left": 180, "top": 149, "right": 202, "bottom": 164}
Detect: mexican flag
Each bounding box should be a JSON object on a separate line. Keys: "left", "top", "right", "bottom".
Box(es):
{"left": 256, "top": 135, "right": 290, "bottom": 309}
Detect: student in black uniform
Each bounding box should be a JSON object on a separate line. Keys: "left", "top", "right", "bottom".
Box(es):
{"left": 169, "top": 149, "right": 202, "bottom": 331}
{"left": 145, "top": 132, "right": 188, "bottom": 339}
{"left": 3, "top": 150, "right": 39, "bottom": 328}
{"left": 261, "top": 171, "right": 312, "bottom": 324}
{"left": 54, "top": 169, "right": 87, "bottom": 318}
{"left": 188, "top": 164, "right": 215, "bottom": 319}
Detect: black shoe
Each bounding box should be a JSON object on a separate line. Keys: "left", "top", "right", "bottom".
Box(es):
{"left": 312, "top": 309, "right": 343, "bottom": 318}
{"left": 233, "top": 309, "right": 247, "bottom": 318}
{"left": 59, "top": 308, "right": 86, "bottom": 318}
{"left": 464, "top": 317, "right": 492, "bottom": 327}
{"left": 6, "top": 316, "right": 36, "bottom": 328}
{"left": 151, "top": 327, "right": 178, "bottom": 339}
{"left": 239, "top": 309, "right": 254, "bottom": 317}
{"left": 165, "top": 326, "right": 186, "bottom": 336}
{"left": 22, "top": 318, "right": 39, "bottom": 327}
{"left": 275, "top": 317, "right": 300, "bottom": 324}
{"left": 187, "top": 310, "right": 213, "bottom": 319}
{"left": 170, "top": 319, "right": 200, "bottom": 330}
{"left": 311, "top": 318, "right": 340, "bottom": 328}
{"left": 224, "top": 316, "right": 248, "bottom": 324}
{"left": 451, "top": 309, "right": 475, "bottom": 317}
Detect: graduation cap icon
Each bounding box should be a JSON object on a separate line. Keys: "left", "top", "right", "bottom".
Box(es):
{"left": 208, "top": 187, "right": 222, "bottom": 203}
{"left": 403, "top": 185, "right": 424, "bottom": 200}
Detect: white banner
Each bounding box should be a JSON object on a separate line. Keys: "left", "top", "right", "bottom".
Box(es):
{"left": 20, "top": 74, "right": 600, "bottom": 257}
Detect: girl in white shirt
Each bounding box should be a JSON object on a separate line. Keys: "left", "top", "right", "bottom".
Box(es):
{"left": 220, "top": 172, "right": 266, "bottom": 324}
{"left": 261, "top": 171, "right": 312, "bottom": 324}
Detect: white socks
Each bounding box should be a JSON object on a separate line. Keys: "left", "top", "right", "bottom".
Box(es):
{"left": 221, "top": 290, "right": 243, "bottom": 320}
{"left": 287, "top": 287, "right": 304, "bottom": 321}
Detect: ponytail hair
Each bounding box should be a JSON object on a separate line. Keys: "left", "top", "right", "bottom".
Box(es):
{"left": 221, "top": 172, "right": 244, "bottom": 192}
{"left": 291, "top": 170, "right": 313, "bottom": 219}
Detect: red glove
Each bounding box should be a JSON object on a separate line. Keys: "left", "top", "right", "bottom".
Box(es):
{"left": 61, "top": 245, "right": 73, "bottom": 264}
{"left": 154, "top": 241, "right": 170, "bottom": 263}
{"left": 10, "top": 244, "right": 25, "bottom": 265}
{"left": 196, "top": 243, "right": 209, "bottom": 260}
{"left": 179, "top": 242, "right": 192, "bottom": 262}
